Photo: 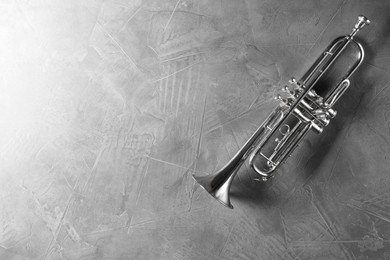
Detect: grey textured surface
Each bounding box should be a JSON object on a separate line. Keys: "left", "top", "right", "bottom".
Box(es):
{"left": 1, "top": 0, "right": 390, "bottom": 259}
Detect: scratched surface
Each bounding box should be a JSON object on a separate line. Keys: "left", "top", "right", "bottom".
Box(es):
{"left": 1, "top": 0, "right": 390, "bottom": 259}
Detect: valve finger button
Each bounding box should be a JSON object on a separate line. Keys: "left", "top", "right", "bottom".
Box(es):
{"left": 289, "top": 77, "right": 297, "bottom": 84}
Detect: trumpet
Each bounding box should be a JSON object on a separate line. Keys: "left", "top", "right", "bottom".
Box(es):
{"left": 193, "top": 15, "right": 370, "bottom": 209}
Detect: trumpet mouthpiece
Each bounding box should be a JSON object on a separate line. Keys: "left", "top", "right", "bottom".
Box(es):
{"left": 350, "top": 15, "right": 370, "bottom": 38}
{"left": 355, "top": 15, "right": 370, "bottom": 30}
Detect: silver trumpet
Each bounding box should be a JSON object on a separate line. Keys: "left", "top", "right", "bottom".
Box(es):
{"left": 193, "top": 15, "right": 370, "bottom": 209}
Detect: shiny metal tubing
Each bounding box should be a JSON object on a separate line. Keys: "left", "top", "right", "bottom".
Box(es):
{"left": 193, "top": 15, "right": 370, "bottom": 209}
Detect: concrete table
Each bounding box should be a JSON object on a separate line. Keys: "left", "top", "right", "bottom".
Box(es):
{"left": 1, "top": 0, "right": 389, "bottom": 259}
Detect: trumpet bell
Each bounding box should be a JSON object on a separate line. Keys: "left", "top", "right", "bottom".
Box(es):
{"left": 193, "top": 173, "right": 234, "bottom": 208}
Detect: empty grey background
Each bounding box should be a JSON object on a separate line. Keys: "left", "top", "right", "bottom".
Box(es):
{"left": 1, "top": 0, "right": 390, "bottom": 259}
